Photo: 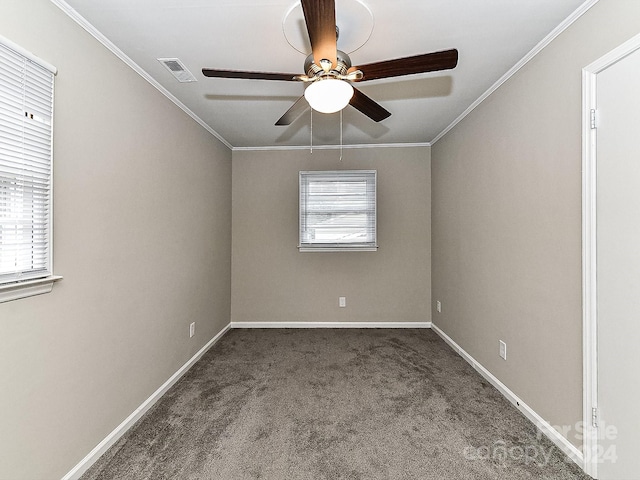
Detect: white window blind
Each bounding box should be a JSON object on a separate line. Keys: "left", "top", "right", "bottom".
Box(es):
{"left": 0, "top": 40, "right": 54, "bottom": 285}
{"left": 299, "top": 170, "right": 377, "bottom": 251}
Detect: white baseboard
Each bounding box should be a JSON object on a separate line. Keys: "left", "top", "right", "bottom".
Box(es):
{"left": 61, "top": 323, "right": 232, "bottom": 480}
{"left": 430, "top": 323, "right": 584, "bottom": 470}
{"left": 230, "top": 321, "right": 432, "bottom": 329}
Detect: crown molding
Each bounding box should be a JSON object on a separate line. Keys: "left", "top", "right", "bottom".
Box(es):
{"left": 431, "top": 0, "right": 601, "bottom": 145}
{"left": 50, "top": 0, "right": 233, "bottom": 151}
{"left": 233, "top": 142, "right": 431, "bottom": 152}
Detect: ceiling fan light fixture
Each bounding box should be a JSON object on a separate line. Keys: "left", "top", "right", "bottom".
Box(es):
{"left": 304, "top": 78, "right": 354, "bottom": 114}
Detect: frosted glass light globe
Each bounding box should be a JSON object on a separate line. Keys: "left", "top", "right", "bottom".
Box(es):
{"left": 304, "top": 79, "right": 354, "bottom": 114}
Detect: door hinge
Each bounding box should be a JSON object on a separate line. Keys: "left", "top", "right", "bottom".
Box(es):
{"left": 592, "top": 407, "right": 599, "bottom": 428}
{"left": 590, "top": 109, "right": 598, "bottom": 129}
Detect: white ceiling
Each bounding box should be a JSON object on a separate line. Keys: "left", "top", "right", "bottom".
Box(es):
{"left": 57, "top": 0, "right": 589, "bottom": 149}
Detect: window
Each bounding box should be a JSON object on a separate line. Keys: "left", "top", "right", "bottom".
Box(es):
{"left": 299, "top": 170, "right": 377, "bottom": 252}
{"left": 0, "top": 36, "right": 59, "bottom": 301}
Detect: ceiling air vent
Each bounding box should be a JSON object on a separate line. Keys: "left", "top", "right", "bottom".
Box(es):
{"left": 157, "top": 58, "right": 197, "bottom": 83}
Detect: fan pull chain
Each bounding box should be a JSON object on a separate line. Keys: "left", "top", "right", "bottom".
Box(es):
{"left": 340, "top": 110, "right": 343, "bottom": 162}
{"left": 310, "top": 109, "right": 313, "bottom": 154}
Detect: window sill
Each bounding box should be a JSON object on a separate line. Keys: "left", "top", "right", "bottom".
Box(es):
{"left": 0, "top": 275, "right": 63, "bottom": 303}
{"left": 299, "top": 246, "right": 378, "bottom": 252}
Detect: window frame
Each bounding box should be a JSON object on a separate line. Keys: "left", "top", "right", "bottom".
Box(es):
{"left": 299, "top": 169, "right": 378, "bottom": 252}
{"left": 0, "top": 35, "right": 61, "bottom": 302}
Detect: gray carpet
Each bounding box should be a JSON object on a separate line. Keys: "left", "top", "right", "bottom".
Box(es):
{"left": 81, "top": 329, "right": 591, "bottom": 479}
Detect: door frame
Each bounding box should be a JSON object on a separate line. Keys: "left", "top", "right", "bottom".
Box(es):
{"left": 582, "top": 31, "right": 640, "bottom": 479}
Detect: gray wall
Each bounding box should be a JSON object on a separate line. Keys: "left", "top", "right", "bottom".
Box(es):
{"left": 0, "top": 1, "right": 232, "bottom": 478}
{"left": 231, "top": 147, "right": 431, "bottom": 325}
{"left": 431, "top": 0, "right": 640, "bottom": 449}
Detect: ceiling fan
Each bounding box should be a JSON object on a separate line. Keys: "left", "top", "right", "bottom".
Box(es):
{"left": 202, "top": 0, "right": 458, "bottom": 126}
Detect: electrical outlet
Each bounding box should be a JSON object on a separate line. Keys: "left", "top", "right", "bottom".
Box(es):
{"left": 436, "top": 300, "right": 442, "bottom": 313}
{"left": 190, "top": 322, "right": 195, "bottom": 338}
{"left": 339, "top": 296, "right": 346, "bottom": 308}
{"left": 499, "top": 340, "right": 507, "bottom": 360}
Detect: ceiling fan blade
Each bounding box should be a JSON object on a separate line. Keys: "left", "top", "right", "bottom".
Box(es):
{"left": 301, "top": 0, "right": 337, "bottom": 69}
{"left": 354, "top": 49, "right": 458, "bottom": 82}
{"left": 202, "top": 69, "right": 301, "bottom": 81}
{"left": 275, "top": 96, "right": 309, "bottom": 126}
{"left": 349, "top": 87, "right": 391, "bottom": 122}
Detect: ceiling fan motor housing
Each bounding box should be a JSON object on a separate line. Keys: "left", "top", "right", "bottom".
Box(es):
{"left": 304, "top": 50, "right": 352, "bottom": 78}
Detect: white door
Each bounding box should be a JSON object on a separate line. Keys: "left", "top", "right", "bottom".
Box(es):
{"left": 595, "top": 44, "right": 640, "bottom": 480}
